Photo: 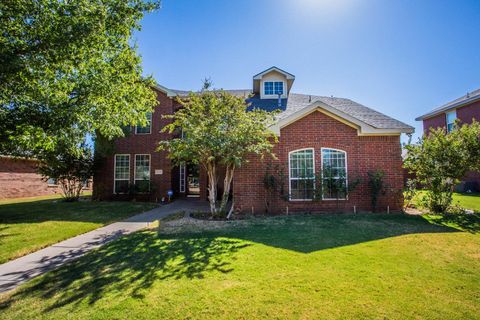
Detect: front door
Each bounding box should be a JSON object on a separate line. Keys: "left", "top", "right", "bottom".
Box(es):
{"left": 187, "top": 164, "right": 200, "bottom": 197}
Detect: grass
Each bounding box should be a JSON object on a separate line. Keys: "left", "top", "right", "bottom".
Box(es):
{"left": 452, "top": 192, "right": 480, "bottom": 212}
{"left": 0, "top": 195, "right": 157, "bottom": 264}
{"left": 0, "top": 213, "right": 479, "bottom": 319}
{"left": 411, "top": 191, "right": 480, "bottom": 212}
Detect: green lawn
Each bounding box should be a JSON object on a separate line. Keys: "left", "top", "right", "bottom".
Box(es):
{"left": 452, "top": 192, "right": 480, "bottom": 212}
{"left": 411, "top": 191, "right": 480, "bottom": 212}
{"left": 0, "top": 195, "right": 157, "bottom": 264}
{"left": 1, "top": 213, "right": 479, "bottom": 319}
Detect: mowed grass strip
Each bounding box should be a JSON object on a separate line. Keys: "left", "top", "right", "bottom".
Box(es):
{"left": 0, "top": 195, "right": 157, "bottom": 263}
{"left": 1, "top": 213, "right": 478, "bottom": 319}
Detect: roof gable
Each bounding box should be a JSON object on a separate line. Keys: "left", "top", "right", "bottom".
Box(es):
{"left": 270, "top": 99, "right": 414, "bottom": 136}
{"left": 252, "top": 66, "right": 295, "bottom": 80}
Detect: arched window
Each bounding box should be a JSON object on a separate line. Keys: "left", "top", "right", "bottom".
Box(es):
{"left": 289, "top": 148, "right": 315, "bottom": 200}
{"left": 321, "top": 148, "right": 347, "bottom": 200}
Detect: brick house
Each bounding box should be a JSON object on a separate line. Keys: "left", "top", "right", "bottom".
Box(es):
{"left": 93, "top": 67, "right": 414, "bottom": 213}
{"left": 416, "top": 88, "right": 480, "bottom": 191}
{"left": 0, "top": 156, "right": 92, "bottom": 200}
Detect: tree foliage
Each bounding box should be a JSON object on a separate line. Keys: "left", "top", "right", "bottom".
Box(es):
{"left": 38, "top": 136, "right": 93, "bottom": 202}
{"left": 367, "top": 169, "right": 385, "bottom": 212}
{"left": 159, "top": 89, "right": 277, "bottom": 217}
{"left": 0, "top": 0, "right": 160, "bottom": 155}
{"left": 404, "top": 120, "right": 480, "bottom": 213}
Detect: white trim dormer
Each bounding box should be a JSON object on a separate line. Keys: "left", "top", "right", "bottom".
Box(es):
{"left": 253, "top": 66, "right": 295, "bottom": 99}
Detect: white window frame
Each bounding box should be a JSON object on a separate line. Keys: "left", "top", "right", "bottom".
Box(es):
{"left": 114, "top": 154, "right": 130, "bottom": 194}
{"left": 135, "top": 112, "right": 152, "bottom": 135}
{"left": 446, "top": 110, "right": 457, "bottom": 133}
{"left": 288, "top": 148, "right": 316, "bottom": 201}
{"left": 263, "top": 81, "right": 284, "bottom": 96}
{"left": 179, "top": 162, "right": 186, "bottom": 193}
{"left": 134, "top": 154, "right": 151, "bottom": 192}
{"left": 47, "top": 177, "right": 57, "bottom": 186}
{"left": 321, "top": 148, "right": 348, "bottom": 201}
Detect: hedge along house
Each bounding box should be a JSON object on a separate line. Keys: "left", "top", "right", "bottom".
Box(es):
{"left": 93, "top": 67, "right": 414, "bottom": 213}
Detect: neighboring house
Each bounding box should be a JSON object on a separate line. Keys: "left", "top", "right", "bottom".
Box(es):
{"left": 93, "top": 67, "right": 414, "bottom": 213}
{"left": 416, "top": 88, "right": 480, "bottom": 191}
{"left": 0, "top": 156, "right": 92, "bottom": 200}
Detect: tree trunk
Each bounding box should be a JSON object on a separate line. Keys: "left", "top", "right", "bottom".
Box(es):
{"left": 219, "top": 164, "right": 235, "bottom": 215}
{"left": 206, "top": 161, "right": 218, "bottom": 216}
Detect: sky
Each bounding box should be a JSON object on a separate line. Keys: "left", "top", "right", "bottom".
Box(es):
{"left": 136, "top": 0, "right": 480, "bottom": 142}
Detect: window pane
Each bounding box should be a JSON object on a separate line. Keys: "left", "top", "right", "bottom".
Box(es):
{"left": 289, "top": 149, "right": 315, "bottom": 200}
{"left": 135, "top": 155, "right": 150, "bottom": 181}
{"left": 114, "top": 180, "right": 129, "bottom": 194}
{"left": 115, "top": 155, "right": 129, "bottom": 180}
{"left": 322, "top": 149, "right": 347, "bottom": 199}
{"left": 274, "top": 82, "right": 283, "bottom": 95}
{"left": 264, "top": 82, "right": 274, "bottom": 95}
{"left": 136, "top": 112, "right": 152, "bottom": 134}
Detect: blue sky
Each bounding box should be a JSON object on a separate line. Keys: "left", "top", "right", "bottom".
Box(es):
{"left": 136, "top": 0, "right": 480, "bottom": 141}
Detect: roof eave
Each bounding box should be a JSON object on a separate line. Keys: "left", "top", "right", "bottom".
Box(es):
{"left": 252, "top": 66, "right": 295, "bottom": 80}
{"left": 270, "top": 101, "right": 415, "bottom": 136}
{"left": 416, "top": 95, "right": 480, "bottom": 121}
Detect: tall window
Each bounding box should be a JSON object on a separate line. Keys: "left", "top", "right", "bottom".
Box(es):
{"left": 446, "top": 110, "right": 457, "bottom": 133}
{"left": 289, "top": 149, "right": 315, "bottom": 200}
{"left": 114, "top": 154, "right": 130, "bottom": 194}
{"left": 135, "top": 112, "right": 152, "bottom": 134}
{"left": 134, "top": 154, "right": 151, "bottom": 192}
{"left": 264, "top": 81, "right": 284, "bottom": 95}
{"left": 321, "top": 148, "right": 347, "bottom": 200}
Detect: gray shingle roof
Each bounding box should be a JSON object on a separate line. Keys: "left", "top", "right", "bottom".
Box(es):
{"left": 168, "top": 89, "right": 413, "bottom": 131}
{"left": 416, "top": 87, "right": 480, "bottom": 121}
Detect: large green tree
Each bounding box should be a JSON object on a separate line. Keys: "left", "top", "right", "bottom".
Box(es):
{"left": 404, "top": 120, "right": 480, "bottom": 213}
{"left": 159, "top": 89, "right": 277, "bottom": 217}
{"left": 0, "top": 0, "right": 160, "bottom": 155}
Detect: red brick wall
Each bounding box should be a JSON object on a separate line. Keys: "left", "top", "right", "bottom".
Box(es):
{"left": 0, "top": 157, "right": 60, "bottom": 200}
{"left": 423, "top": 114, "right": 446, "bottom": 134}
{"left": 456, "top": 100, "right": 480, "bottom": 125}
{"left": 233, "top": 111, "right": 404, "bottom": 214}
{"left": 423, "top": 100, "right": 480, "bottom": 134}
{"left": 93, "top": 89, "right": 180, "bottom": 201}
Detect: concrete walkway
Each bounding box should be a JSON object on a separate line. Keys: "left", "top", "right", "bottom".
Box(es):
{"left": 0, "top": 199, "right": 209, "bottom": 294}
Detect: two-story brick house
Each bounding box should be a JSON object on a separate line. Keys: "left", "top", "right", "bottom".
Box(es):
{"left": 93, "top": 67, "right": 414, "bottom": 213}
{"left": 416, "top": 88, "right": 480, "bottom": 191}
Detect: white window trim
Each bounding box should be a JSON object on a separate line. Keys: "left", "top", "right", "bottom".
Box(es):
{"left": 135, "top": 112, "right": 152, "bottom": 135}
{"left": 288, "top": 148, "right": 315, "bottom": 201}
{"left": 446, "top": 110, "right": 457, "bottom": 133}
{"left": 179, "top": 162, "right": 186, "bottom": 193}
{"left": 134, "top": 154, "right": 151, "bottom": 189}
{"left": 114, "top": 154, "right": 130, "bottom": 194}
{"left": 262, "top": 80, "right": 286, "bottom": 98}
{"left": 321, "top": 148, "right": 348, "bottom": 201}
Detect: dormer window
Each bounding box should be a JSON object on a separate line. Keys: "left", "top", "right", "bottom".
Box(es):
{"left": 253, "top": 66, "right": 295, "bottom": 99}
{"left": 264, "top": 81, "right": 284, "bottom": 96}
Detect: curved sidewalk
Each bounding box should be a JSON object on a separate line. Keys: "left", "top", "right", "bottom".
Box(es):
{"left": 0, "top": 199, "right": 208, "bottom": 294}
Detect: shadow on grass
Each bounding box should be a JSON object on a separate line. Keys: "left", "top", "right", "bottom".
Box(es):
{"left": 0, "top": 213, "right": 464, "bottom": 314}
{"left": 169, "top": 214, "right": 459, "bottom": 254}
{"left": 425, "top": 213, "right": 480, "bottom": 234}
{"left": 0, "top": 231, "right": 249, "bottom": 312}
